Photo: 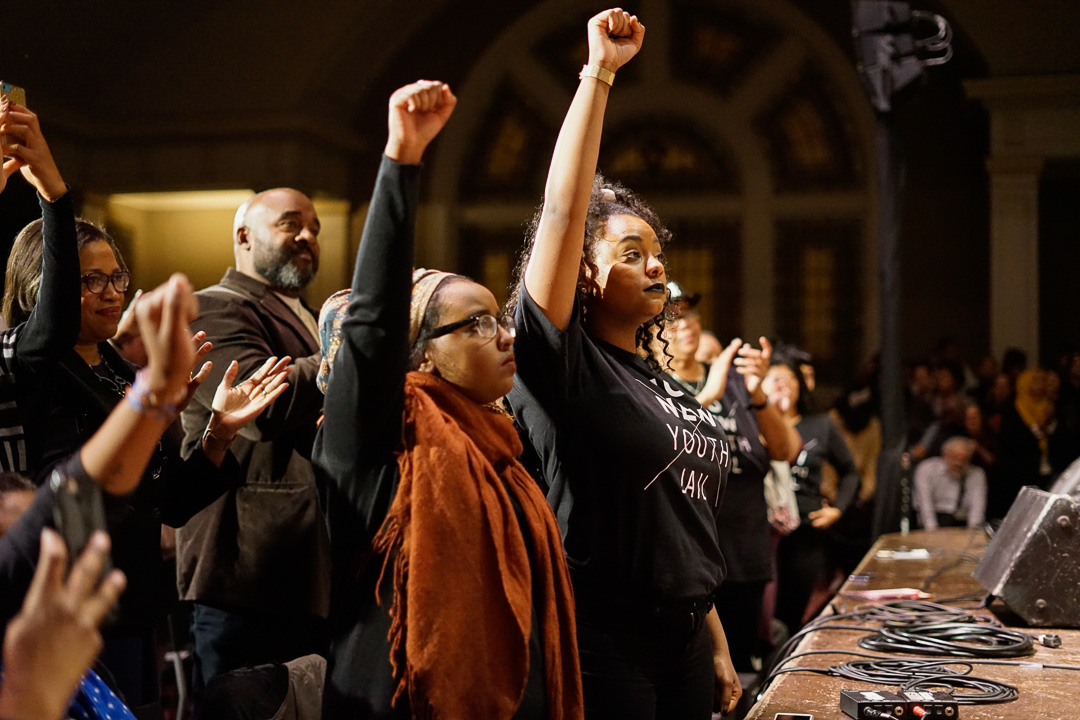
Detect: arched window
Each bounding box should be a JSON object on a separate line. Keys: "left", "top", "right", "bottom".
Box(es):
{"left": 429, "top": 0, "right": 876, "bottom": 387}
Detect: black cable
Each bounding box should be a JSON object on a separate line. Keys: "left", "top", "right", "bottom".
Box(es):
{"left": 857, "top": 621, "right": 1035, "bottom": 658}
{"left": 762, "top": 647, "right": 1080, "bottom": 706}
{"left": 834, "top": 658, "right": 1018, "bottom": 703}
{"left": 757, "top": 598, "right": 1052, "bottom": 706}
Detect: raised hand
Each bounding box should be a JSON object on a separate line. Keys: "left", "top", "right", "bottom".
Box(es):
{"left": 696, "top": 337, "right": 742, "bottom": 406}
{"left": 587, "top": 8, "right": 645, "bottom": 73}
{"left": 208, "top": 356, "right": 292, "bottom": 440}
{"left": 0, "top": 529, "right": 126, "bottom": 720}
{"left": 0, "top": 98, "right": 65, "bottom": 201}
{"left": 0, "top": 96, "right": 23, "bottom": 195}
{"left": 385, "top": 80, "right": 457, "bottom": 165}
{"left": 135, "top": 274, "right": 200, "bottom": 406}
{"left": 734, "top": 336, "right": 772, "bottom": 398}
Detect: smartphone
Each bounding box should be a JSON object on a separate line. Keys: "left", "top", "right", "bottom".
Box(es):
{"left": 0, "top": 81, "right": 25, "bottom": 160}
{"left": 774, "top": 714, "right": 814, "bottom": 720}
{"left": 50, "top": 469, "right": 111, "bottom": 573}
{"left": 0, "top": 81, "right": 25, "bottom": 106}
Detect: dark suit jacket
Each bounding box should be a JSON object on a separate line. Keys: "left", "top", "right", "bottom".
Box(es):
{"left": 177, "top": 268, "right": 329, "bottom": 618}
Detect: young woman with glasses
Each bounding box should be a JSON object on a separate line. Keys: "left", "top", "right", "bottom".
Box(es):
{"left": 0, "top": 96, "right": 289, "bottom": 711}
{"left": 312, "top": 80, "right": 581, "bottom": 720}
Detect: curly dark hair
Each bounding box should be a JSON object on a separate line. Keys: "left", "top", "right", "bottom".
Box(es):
{"left": 507, "top": 172, "right": 675, "bottom": 374}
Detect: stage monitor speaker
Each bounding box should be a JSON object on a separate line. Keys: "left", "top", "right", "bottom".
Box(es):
{"left": 973, "top": 486, "right": 1080, "bottom": 627}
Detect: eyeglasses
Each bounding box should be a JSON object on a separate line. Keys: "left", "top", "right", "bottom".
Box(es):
{"left": 81, "top": 270, "right": 132, "bottom": 295}
{"left": 429, "top": 313, "right": 516, "bottom": 340}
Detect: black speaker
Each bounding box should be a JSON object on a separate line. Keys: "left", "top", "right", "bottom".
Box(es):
{"left": 973, "top": 486, "right": 1080, "bottom": 627}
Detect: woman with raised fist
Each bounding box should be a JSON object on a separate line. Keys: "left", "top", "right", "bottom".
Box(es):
{"left": 313, "top": 80, "right": 581, "bottom": 720}
{"left": 505, "top": 8, "right": 741, "bottom": 718}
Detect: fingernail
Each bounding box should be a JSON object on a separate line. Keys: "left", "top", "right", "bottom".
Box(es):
{"left": 91, "top": 530, "right": 110, "bottom": 551}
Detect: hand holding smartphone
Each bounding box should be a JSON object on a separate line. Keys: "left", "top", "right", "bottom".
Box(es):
{"left": 1, "top": 81, "right": 26, "bottom": 161}
{"left": 50, "top": 469, "right": 111, "bottom": 576}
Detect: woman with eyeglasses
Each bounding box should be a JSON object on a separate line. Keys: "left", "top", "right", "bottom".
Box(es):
{"left": 0, "top": 96, "right": 289, "bottom": 711}
{"left": 312, "top": 80, "right": 581, "bottom": 720}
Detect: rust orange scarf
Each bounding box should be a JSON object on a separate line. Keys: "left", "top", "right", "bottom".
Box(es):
{"left": 373, "top": 371, "right": 582, "bottom": 720}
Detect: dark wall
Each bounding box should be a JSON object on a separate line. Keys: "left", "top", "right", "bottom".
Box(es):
{"left": 896, "top": 75, "right": 991, "bottom": 364}
{"left": 1039, "top": 161, "right": 1080, "bottom": 369}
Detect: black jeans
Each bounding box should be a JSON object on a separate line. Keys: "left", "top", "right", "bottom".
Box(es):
{"left": 576, "top": 606, "right": 715, "bottom": 720}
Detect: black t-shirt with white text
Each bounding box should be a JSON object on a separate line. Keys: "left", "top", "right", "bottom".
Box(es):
{"left": 507, "top": 289, "right": 731, "bottom": 603}
{"left": 668, "top": 366, "right": 772, "bottom": 582}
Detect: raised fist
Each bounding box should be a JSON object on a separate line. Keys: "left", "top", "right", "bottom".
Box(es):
{"left": 385, "top": 80, "right": 457, "bottom": 165}
{"left": 587, "top": 8, "right": 645, "bottom": 73}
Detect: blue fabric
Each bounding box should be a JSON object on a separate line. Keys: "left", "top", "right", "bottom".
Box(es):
{"left": 69, "top": 669, "right": 137, "bottom": 720}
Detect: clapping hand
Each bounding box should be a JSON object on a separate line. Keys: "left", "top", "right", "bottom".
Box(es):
{"left": 385, "top": 80, "right": 457, "bottom": 165}
{"left": 0, "top": 97, "right": 65, "bottom": 201}
{"left": 208, "top": 357, "right": 292, "bottom": 440}
{"left": 587, "top": 8, "right": 645, "bottom": 73}
{"left": 177, "top": 332, "right": 214, "bottom": 413}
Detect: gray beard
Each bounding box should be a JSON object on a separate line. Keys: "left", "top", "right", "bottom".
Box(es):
{"left": 254, "top": 249, "right": 317, "bottom": 292}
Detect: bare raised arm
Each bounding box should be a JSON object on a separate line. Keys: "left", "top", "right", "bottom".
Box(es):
{"left": 522, "top": 8, "right": 644, "bottom": 330}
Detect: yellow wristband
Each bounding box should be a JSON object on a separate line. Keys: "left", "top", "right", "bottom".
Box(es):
{"left": 579, "top": 64, "right": 615, "bottom": 87}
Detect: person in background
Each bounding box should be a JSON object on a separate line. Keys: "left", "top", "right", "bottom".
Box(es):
{"left": 762, "top": 354, "right": 859, "bottom": 636}
{"left": 993, "top": 368, "right": 1062, "bottom": 519}
{"left": 905, "top": 360, "right": 936, "bottom": 449}
{"left": 962, "top": 402, "right": 998, "bottom": 473}
{"left": 695, "top": 330, "right": 722, "bottom": 365}
{"left": 663, "top": 282, "right": 799, "bottom": 673}
{"left": 1001, "top": 347, "right": 1027, "bottom": 388}
{"left": 0, "top": 97, "right": 288, "bottom": 711}
{"left": 971, "top": 354, "right": 998, "bottom": 410}
{"left": 913, "top": 436, "right": 986, "bottom": 530}
{"left": 0, "top": 474, "right": 35, "bottom": 539}
{"left": 0, "top": 274, "right": 269, "bottom": 720}
{"left": 177, "top": 183, "right": 329, "bottom": 693}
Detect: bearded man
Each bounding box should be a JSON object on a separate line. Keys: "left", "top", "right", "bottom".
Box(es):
{"left": 177, "top": 188, "right": 329, "bottom": 693}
